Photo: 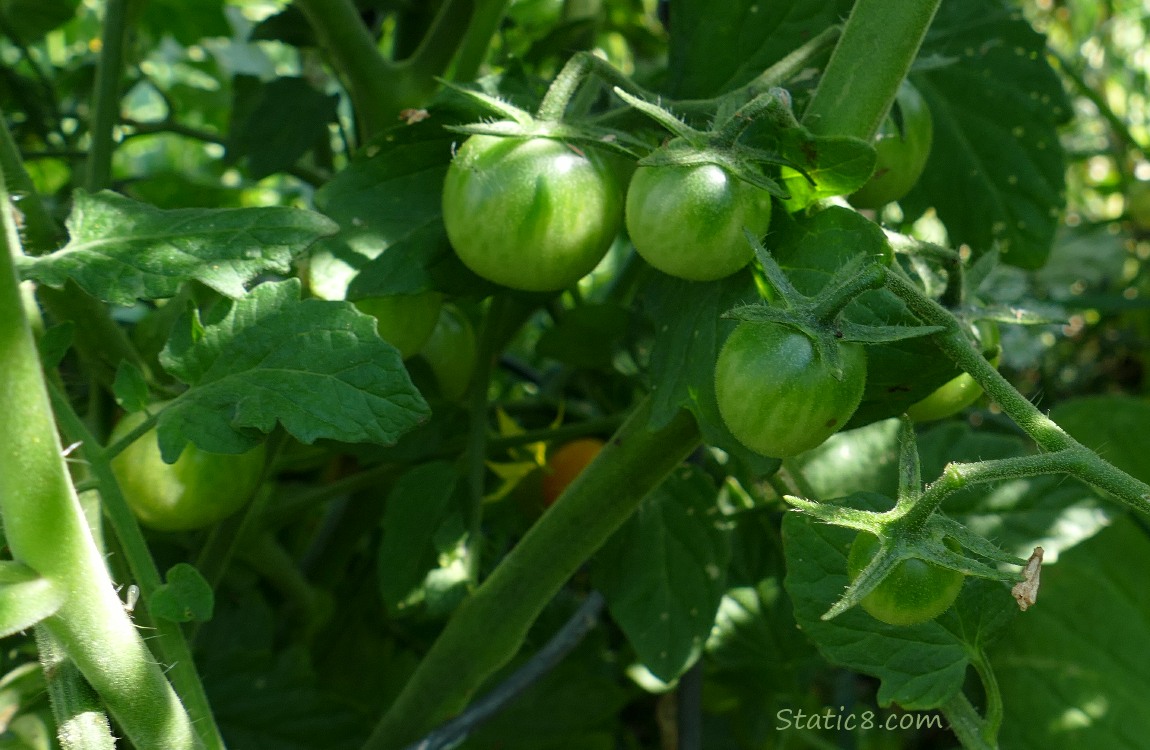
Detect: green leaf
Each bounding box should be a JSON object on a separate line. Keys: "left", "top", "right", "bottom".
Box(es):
{"left": 0, "top": 0, "right": 78, "bottom": 41}
{"left": 992, "top": 519, "right": 1150, "bottom": 747}
{"left": 782, "top": 495, "right": 1012, "bottom": 709}
{"left": 665, "top": 0, "right": 853, "bottom": 98}
{"left": 770, "top": 207, "right": 960, "bottom": 427}
{"left": 536, "top": 303, "right": 639, "bottom": 370}
{"left": 139, "top": 0, "right": 228, "bottom": 46}
{"left": 1049, "top": 395, "right": 1150, "bottom": 485}
{"left": 592, "top": 466, "right": 730, "bottom": 682}
{"left": 156, "top": 279, "right": 430, "bottom": 460}
{"left": 776, "top": 137, "right": 876, "bottom": 210}
{"left": 112, "top": 361, "right": 149, "bottom": 413}
{"left": 0, "top": 562, "right": 64, "bottom": 638}
{"left": 903, "top": 0, "right": 1070, "bottom": 269}
{"left": 311, "top": 117, "right": 476, "bottom": 301}
{"left": 148, "top": 563, "right": 214, "bottom": 624}
{"left": 37, "top": 322, "right": 73, "bottom": 369}
{"left": 377, "top": 462, "right": 469, "bottom": 618}
{"left": 226, "top": 76, "right": 339, "bottom": 179}
{"left": 19, "top": 190, "right": 338, "bottom": 305}
{"left": 638, "top": 269, "right": 776, "bottom": 474}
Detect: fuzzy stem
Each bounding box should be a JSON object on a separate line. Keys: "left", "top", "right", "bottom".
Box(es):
{"left": 802, "top": 0, "right": 942, "bottom": 140}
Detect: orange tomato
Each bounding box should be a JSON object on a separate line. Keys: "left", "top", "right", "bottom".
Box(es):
{"left": 541, "top": 438, "right": 605, "bottom": 506}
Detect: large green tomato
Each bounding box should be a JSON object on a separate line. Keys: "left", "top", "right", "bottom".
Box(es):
{"left": 624, "top": 164, "right": 772, "bottom": 281}
{"left": 847, "top": 532, "right": 965, "bottom": 626}
{"left": 353, "top": 291, "right": 444, "bottom": 360}
{"left": 110, "top": 412, "right": 266, "bottom": 532}
{"left": 418, "top": 303, "right": 477, "bottom": 401}
{"left": 849, "top": 81, "right": 933, "bottom": 209}
{"left": 714, "top": 321, "right": 867, "bottom": 457}
{"left": 442, "top": 135, "right": 623, "bottom": 291}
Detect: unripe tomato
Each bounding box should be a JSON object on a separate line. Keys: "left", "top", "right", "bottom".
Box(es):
{"left": 906, "top": 321, "right": 1001, "bottom": 422}
{"left": 442, "top": 135, "right": 623, "bottom": 291}
{"left": 110, "top": 411, "right": 266, "bottom": 531}
{"left": 418, "top": 304, "right": 477, "bottom": 401}
{"left": 625, "top": 164, "right": 772, "bottom": 281}
{"left": 849, "top": 81, "right": 933, "bottom": 209}
{"left": 542, "top": 438, "right": 605, "bottom": 506}
{"left": 847, "top": 532, "right": 965, "bottom": 626}
{"left": 714, "top": 321, "right": 866, "bottom": 457}
{"left": 354, "top": 291, "right": 444, "bottom": 360}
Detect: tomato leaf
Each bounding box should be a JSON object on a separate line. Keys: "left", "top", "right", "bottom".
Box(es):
{"left": 149, "top": 563, "right": 214, "bottom": 624}
{"left": 776, "top": 136, "right": 876, "bottom": 210}
{"left": 0, "top": 562, "right": 65, "bottom": 638}
{"left": 156, "top": 279, "right": 430, "bottom": 460}
{"left": 18, "top": 190, "right": 338, "bottom": 306}
{"left": 112, "top": 361, "right": 150, "bottom": 413}
{"left": 992, "top": 519, "right": 1150, "bottom": 748}
{"left": 903, "top": 0, "right": 1070, "bottom": 269}
{"left": 225, "top": 76, "right": 338, "bottom": 179}
{"left": 665, "top": 0, "right": 853, "bottom": 98}
{"left": 591, "top": 466, "right": 730, "bottom": 683}
{"left": 377, "top": 462, "right": 469, "bottom": 618}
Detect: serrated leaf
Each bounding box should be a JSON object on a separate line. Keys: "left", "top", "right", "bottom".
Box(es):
{"left": 148, "top": 563, "right": 214, "bottom": 623}
{"left": 19, "top": 190, "right": 337, "bottom": 305}
{"left": 0, "top": 562, "right": 65, "bottom": 638}
{"left": 592, "top": 466, "right": 730, "bottom": 682}
{"left": 903, "top": 0, "right": 1069, "bottom": 269}
{"left": 156, "top": 279, "right": 430, "bottom": 460}
{"left": 112, "top": 361, "right": 150, "bottom": 413}
{"left": 378, "top": 462, "right": 469, "bottom": 618}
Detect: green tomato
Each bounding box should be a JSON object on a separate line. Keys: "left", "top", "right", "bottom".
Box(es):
{"left": 442, "top": 135, "right": 623, "bottom": 291}
{"left": 849, "top": 80, "right": 933, "bottom": 209}
{"left": 625, "top": 163, "right": 773, "bottom": 281}
{"left": 110, "top": 412, "right": 266, "bottom": 532}
{"left": 418, "top": 303, "right": 477, "bottom": 401}
{"left": 847, "top": 532, "right": 965, "bottom": 626}
{"left": 354, "top": 291, "right": 444, "bottom": 360}
{"left": 714, "top": 321, "right": 867, "bottom": 457}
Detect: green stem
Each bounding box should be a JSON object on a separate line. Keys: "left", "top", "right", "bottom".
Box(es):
{"left": 884, "top": 271, "right": 1150, "bottom": 516}
{"left": 0, "top": 166, "right": 199, "bottom": 750}
{"left": 451, "top": 0, "right": 510, "bottom": 81}
{"left": 0, "top": 108, "right": 62, "bottom": 252}
{"left": 35, "top": 627, "right": 116, "bottom": 750}
{"left": 939, "top": 691, "right": 996, "bottom": 750}
{"left": 802, "top": 0, "right": 942, "bottom": 140}
{"left": 48, "top": 387, "right": 226, "bottom": 750}
{"left": 365, "top": 396, "right": 701, "bottom": 749}
{"left": 85, "top": 0, "right": 130, "bottom": 192}
{"left": 970, "top": 648, "right": 1004, "bottom": 741}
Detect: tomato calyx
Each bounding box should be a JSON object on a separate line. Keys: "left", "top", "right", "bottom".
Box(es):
{"left": 784, "top": 417, "right": 1029, "bottom": 624}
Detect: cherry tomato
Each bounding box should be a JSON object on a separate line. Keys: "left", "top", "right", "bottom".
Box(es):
{"left": 906, "top": 321, "right": 1001, "bottom": 422}
{"left": 110, "top": 411, "right": 266, "bottom": 532}
{"left": 354, "top": 291, "right": 444, "bottom": 360}
{"left": 542, "top": 438, "right": 605, "bottom": 506}
{"left": 847, "top": 532, "right": 965, "bottom": 626}
{"left": 625, "top": 163, "right": 772, "bottom": 281}
{"left": 418, "top": 304, "right": 477, "bottom": 401}
{"left": 442, "top": 135, "right": 623, "bottom": 291}
{"left": 849, "top": 80, "right": 933, "bottom": 209}
{"left": 714, "top": 321, "right": 866, "bottom": 457}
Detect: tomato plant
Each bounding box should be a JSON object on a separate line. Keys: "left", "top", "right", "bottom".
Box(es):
{"left": 906, "top": 321, "right": 1001, "bottom": 421}
{"left": 624, "top": 164, "right": 773, "bottom": 281}
{"left": 442, "top": 135, "right": 623, "bottom": 292}
{"left": 3, "top": 2, "right": 1148, "bottom": 750}
{"left": 541, "top": 437, "right": 605, "bottom": 506}
{"left": 848, "top": 80, "right": 933, "bottom": 209}
{"left": 109, "top": 412, "right": 266, "bottom": 532}
{"left": 847, "top": 532, "right": 965, "bottom": 626}
{"left": 714, "top": 321, "right": 866, "bottom": 457}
